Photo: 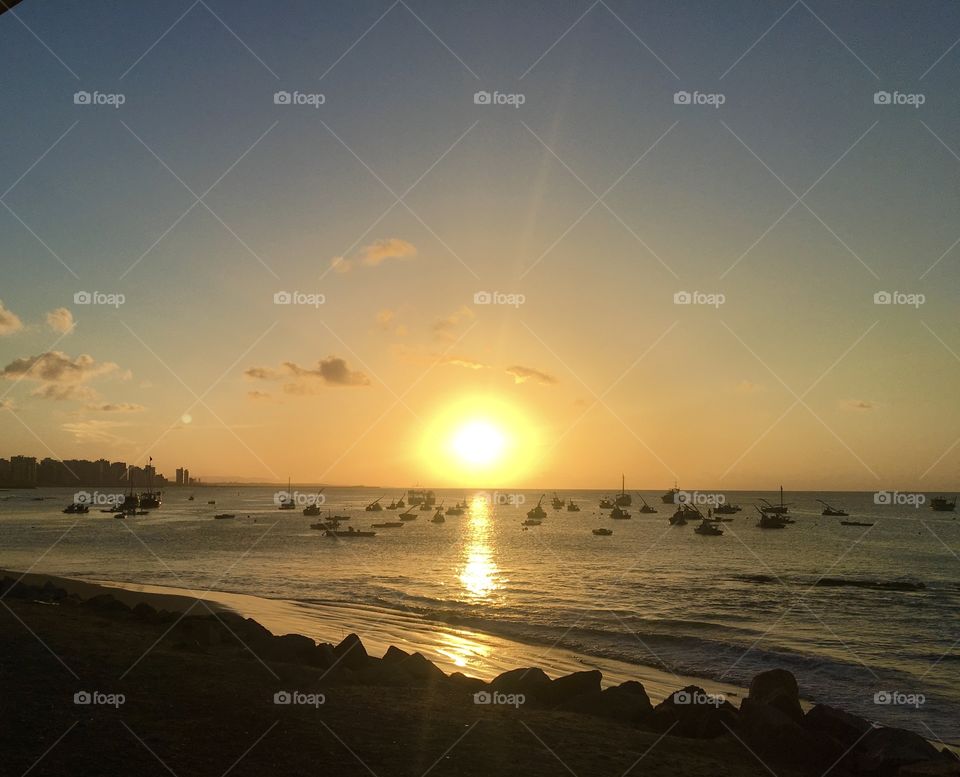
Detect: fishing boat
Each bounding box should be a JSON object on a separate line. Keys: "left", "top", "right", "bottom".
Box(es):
{"left": 188, "top": 494, "right": 195, "bottom": 501}
{"left": 430, "top": 508, "right": 445, "bottom": 524}
{"left": 694, "top": 519, "right": 723, "bottom": 536}
{"left": 566, "top": 500, "right": 581, "bottom": 512}
{"left": 371, "top": 521, "right": 404, "bottom": 528}
{"left": 399, "top": 506, "right": 417, "bottom": 521}
{"left": 522, "top": 518, "right": 542, "bottom": 526}
{"left": 446, "top": 500, "right": 466, "bottom": 515}
{"left": 208, "top": 500, "right": 215, "bottom": 505}
{"left": 614, "top": 474, "right": 632, "bottom": 506}
{"left": 840, "top": 520, "right": 874, "bottom": 527}
{"left": 759, "top": 486, "right": 791, "bottom": 515}
{"left": 817, "top": 499, "right": 848, "bottom": 517}
{"left": 406, "top": 488, "right": 436, "bottom": 507}
{"left": 755, "top": 506, "right": 787, "bottom": 529}
{"left": 278, "top": 477, "right": 296, "bottom": 510}
{"left": 323, "top": 527, "right": 375, "bottom": 538}
{"left": 526, "top": 495, "right": 547, "bottom": 520}
{"left": 930, "top": 496, "right": 957, "bottom": 512}
{"left": 669, "top": 505, "right": 695, "bottom": 525}
{"left": 365, "top": 496, "right": 384, "bottom": 512}
{"left": 610, "top": 505, "right": 631, "bottom": 520}
{"left": 599, "top": 497, "right": 614, "bottom": 509}
{"left": 713, "top": 503, "right": 741, "bottom": 515}
{"left": 592, "top": 527, "right": 613, "bottom": 536}
{"left": 551, "top": 493, "right": 565, "bottom": 510}
{"left": 63, "top": 502, "right": 90, "bottom": 514}
{"left": 121, "top": 469, "right": 140, "bottom": 513}
{"left": 660, "top": 482, "right": 680, "bottom": 504}
{"left": 637, "top": 495, "right": 657, "bottom": 514}
{"left": 386, "top": 496, "right": 403, "bottom": 510}
{"left": 214, "top": 513, "right": 235, "bottom": 520}
{"left": 139, "top": 457, "right": 162, "bottom": 509}
{"left": 303, "top": 502, "right": 322, "bottom": 517}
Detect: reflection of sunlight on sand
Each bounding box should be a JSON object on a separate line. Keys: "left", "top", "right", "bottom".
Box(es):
{"left": 436, "top": 631, "right": 490, "bottom": 668}
{"left": 457, "top": 497, "right": 502, "bottom": 602}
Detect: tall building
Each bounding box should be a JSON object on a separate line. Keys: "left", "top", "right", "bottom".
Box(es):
{"left": 183, "top": 468, "right": 190, "bottom": 486}
{"left": 175, "top": 467, "right": 184, "bottom": 486}
{"left": 10, "top": 455, "right": 37, "bottom": 486}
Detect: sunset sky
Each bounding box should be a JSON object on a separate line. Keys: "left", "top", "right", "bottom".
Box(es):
{"left": 3, "top": 1, "right": 960, "bottom": 489}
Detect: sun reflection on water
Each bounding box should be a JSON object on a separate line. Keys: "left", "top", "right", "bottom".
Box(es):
{"left": 457, "top": 495, "right": 503, "bottom": 602}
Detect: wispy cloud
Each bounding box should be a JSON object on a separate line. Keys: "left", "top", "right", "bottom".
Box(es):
{"left": 1, "top": 351, "right": 124, "bottom": 401}
{"left": 0, "top": 300, "right": 23, "bottom": 335}
{"left": 332, "top": 238, "right": 418, "bottom": 274}
{"left": 46, "top": 307, "right": 76, "bottom": 334}
{"left": 842, "top": 399, "right": 877, "bottom": 411}
{"left": 506, "top": 365, "right": 558, "bottom": 385}
{"left": 432, "top": 306, "right": 475, "bottom": 342}
{"left": 84, "top": 402, "right": 145, "bottom": 413}
{"left": 245, "top": 356, "right": 370, "bottom": 393}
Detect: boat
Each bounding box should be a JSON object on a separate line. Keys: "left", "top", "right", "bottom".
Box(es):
{"left": 214, "top": 513, "right": 235, "bottom": 520}
{"left": 446, "top": 500, "right": 467, "bottom": 515}
{"left": 614, "top": 474, "right": 632, "bottom": 506}
{"left": 592, "top": 527, "right": 613, "bottom": 536}
{"left": 278, "top": 477, "right": 296, "bottom": 510}
{"left": 755, "top": 506, "right": 787, "bottom": 529}
{"left": 551, "top": 493, "right": 565, "bottom": 510}
{"left": 406, "top": 488, "right": 436, "bottom": 507}
{"left": 399, "top": 506, "right": 417, "bottom": 521}
{"left": 419, "top": 501, "right": 433, "bottom": 511}
{"left": 208, "top": 500, "right": 215, "bottom": 505}
{"left": 660, "top": 482, "right": 680, "bottom": 504}
{"left": 526, "top": 495, "right": 547, "bottom": 520}
{"left": 303, "top": 503, "right": 322, "bottom": 517}
{"left": 599, "top": 497, "right": 614, "bottom": 509}
{"left": 610, "top": 505, "right": 631, "bottom": 519}
{"left": 140, "top": 457, "right": 162, "bottom": 509}
{"left": 522, "top": 518, "right": 542, "bottom": 526}
{"left": 63, "top": 503, "right": 90, "bottom": 514}
{"left": 817, "top": 499, "right": 848, "bottom": 517}
{"left": 566, "top": 500, "right": 581, "bottom": 512}
{"left": 430, "top": 508, "right": 445, "bottom": 524}
{"left": 188, "top": 494, "right": 195, "bottom": 501}
{"left": 669, "top": 505, "right": 696, "bottom": 525}
{"left": 323, "top": 527, "right": 376, "bottom": 537}
{"left": 694, "top": 519, "right": 723, "bottom": 536}
{"left": 637, "top": 495, "right": 657, "bottom": 514}
{"left": 840, "top": 520, "right": 874, "bottom": 527}
{"left": 371, "top": 521, "right": 404, "bottom": 528}
{"left": 759, "top": 486, "right": 791, "bottom": 515}
{"left": 121, "top": 469, "right": 140, "bottom": 513}
{"left": 931, "top": 496, "right": 957, "bottom": 512}
{"left": 386, "top": 496, "right": 403, "bottom": 510}
{"left": 114, "top": 513, "right": 125, "bottom": 520}
{"left": 365, "top": 497, "right": 384, "bottom": 512}
{"left": 713, "top": 503, "right": 741, "bottom": 515}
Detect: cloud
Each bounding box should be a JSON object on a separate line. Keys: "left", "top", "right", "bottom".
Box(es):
{"left": 432, "top": 306, "right": 475, "bottom": 342}
{"left": 843, "top": 399, "right": 876, "bottom": 411}
{"left": 0, "top": 301, "right": 23, "bottom": 335}
{"left": 46, "top": 307, "right": 75, "bottom": 334}
{"left": 85, "top": 402, "right": 145, "bottom": 413}
{"left": 61, "top": 419, "right": 129, "bottom": 445}
{"left": 442, "top": 356, "right": 487, "bottom": 370}
{"left": 332, "top": 238, "right": 417, "bottom": 274}
{"left": 245, "top": 355, "right": 370, "bottom": 393}
{"left": 247, "top": 390, "right": 274, "bottom": 401}
{"left": 506, "top": 365, "right": 558, "bottom": 385}
{"left": 33, "top": 384, "right": 98, "bottom": 401}
{"left": 0, "top": 398, "right": 14, "bottom": 410}
{"left": 1, "top": 351, "right": 124, "bottom": 402}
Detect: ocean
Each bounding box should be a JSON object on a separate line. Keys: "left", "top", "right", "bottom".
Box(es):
{"left": 1, "top": 486, "right": 957, "bottom": 742}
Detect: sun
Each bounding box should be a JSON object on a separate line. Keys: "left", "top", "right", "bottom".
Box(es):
{"left": 451, "top": 420, "right": 506, "bottom": 466}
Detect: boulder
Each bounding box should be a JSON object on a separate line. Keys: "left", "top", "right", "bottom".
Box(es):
{"left": 804, "top": 704, "right": 874, "bottom": 750}
{"left": 355, "top": 650, "right": 445, "bottom": 687}
{"left": 740, "top": 698, "right": 843, "bottom": 770}
{"left": 559, "top": 680, "right": 653, "bottom": 725}
{"left": 132, "top": 602, "right": 157, "bottom": 620}
{"left": 647, "top": 685, "right": 738, "bottom": 739}
{"left": 852, "top": 727, "right": 943, "bottom": 777}
{"left": 748, "top": 668, "right": 803, "bottom": 723}
{"left": 266, "top": 634, "right": 323, "bottom": 666}
{"left": 489, "top": 668, "right": 552, "bottom": 699}
{"left": 447, "top": 672, "right": 487, "bottom": 693}
{"left": 333, "top": 633, "right": 369, "bottom": 670}
{"left": 540, "top": 670, "right": 602, "bottom": 706}
{"left": 81, "top": 593, "right": 130, "bottom": 614}
{"left": 897, "top": 761, "right": 960, "bottom": 777}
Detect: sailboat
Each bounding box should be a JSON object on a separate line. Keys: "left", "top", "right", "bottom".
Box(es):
{"left": 278, "top": 477, "right": 296, "bottom": 510}
{"left": 614, "top": 474, "right": 632, "bottom": 506}
{"left": 755, "top": 505, "right": 787, "bottom": 529}
{"left": 121, "top": 467, "right": 140, "bottom": 514}
{"left": 365, "top": 496, "right": 384, "bottom": 512}
{"left": 661, "top": 481, "right": 680, "bottom": 504}
{"left": 637, "top": 495, "right": 657, "bottom": 514}
{"left": 759, "top": 486, "right": 791, "bottom": 515}
{"left": 140, "top": 457, "right": 162, "bottom": 509}
{"left": 566, "top": 500, "right": 581, "bottom": 512}
{"left": 695, "top": 518, "right": 723, "bottom": 536}
{"left": 526, "top": 495, "right": 547, "bottom": 520}
{"left": 399, "top": 505, "right": 418, "bottom": 521}
{"left": 610, "top": 504, "right": 632, "bottom": 519}
{"left": 431, "top": 505, "right": 446, "bottom": 523}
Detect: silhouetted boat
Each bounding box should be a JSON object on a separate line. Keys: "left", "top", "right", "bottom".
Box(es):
{"left": 551, "top": 493, "right": 564, "bottom": 510}
{"left": 214, "top": 513, "right": 235, "bottom": 520}
{"left": 610, "top": 505, "right": 631, "bottom": 519}
{"left": 637, "top": 495, "right": 657, "bottom": 514}
{"left": 599, "top": 497, "right": 614, "bottom": 509}
{"left": 365, "top": 496, "right": 384, "bottom": 512}
{"left": 303, "top": 502, "right": 322, "bottom": 516}
{"left": 661, "top": 482, "right": 680, "bottom": 504}
{"left": 713, "top": 503, "right": 741, "bottom": 515}
{"left": 669, "top": 505, "right": 694, "bottom": 525}
{"left": 566, "top": 500, "right": 581, "bottom": 512}
{"left": 430, "top": 508, "right": 445, "bottom": 523}
{"left": 386, "top": 496, "right": 403, "bottom": 510}
{"left": 188, "top": 494, "right": 195, "bottom": 501}
{"left": 371, "top": 521, "right": 404, "bottom": 528}
{"left": 759, "top": 486, "right": 791, "bottom": 515}
{"left": 592, "top": 527, "right": 613, "bottom": 536}
{"left": 614, "top": 474, "right": 631, "bottom": 506}
{"left": 755, "top": 506, "right": 787, "bottom": 529}
{"left": 695, "top": 519, "right": 723, "bottom": 536}
{"left": 817, "top": 499, "right": 848, "bottom": 517}
{"left": 840, "top": 520, "right": 874, "bottom": 527}
{"left": 399, "top": 506, "right": 417, "bottom": 521}
{"left": 278, "top": 477, "right": 296, "bottom": 510}
{"left": 527, "top": 495, "right": 547, "bottom": 520}
{"left": 63, "top": 503, "right": 90, "bottom": 514}
{"left": 522, "top": 518, "right": 542, "bottom": 526}
{"left": 446, "top": 500, "right": 466, "bottom": 515}
{"left": 931, "top": 496, "right": 956, "bottom": 512}
{"left": 140, "top": 457, "right": 162, "bottom": 509}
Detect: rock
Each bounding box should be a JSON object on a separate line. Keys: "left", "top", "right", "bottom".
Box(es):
{"left": 382, "top": 645, "right": 411, "bottom": 664}
{"left": 266, "top": 634, "right": 322, "bottom": 666}
{"left": 540, "top": 670, "right": 602, "bottom": 706}
{"left": 132, "top": 602, "right": 157, "bottom": 620}
{"left": 647, "top": 686, "right": 738, "bottom": 739}
{"left": 214, "top": 613, "right": 274, "bottom": 645}
{"left": 81, "top": 593, "right": 130, "bottom": 614}
{"left": 740, "top": 698, "right": 840, "bottom": 769}
{"left": 447, "top": 672, "right": 487, "bottom": 693}
{"left": 897, "top": 761, "right": 960, "bottom": 776}
{"left": 748, "top": 668, "right": 803, "bottom": 723}
{"left": 333, "top": 633, "right": 369, "bottom": 670}
{"left": 560, "top": 680, "right": 653, "bottom": 725}
{"left": 853, "top": 727, "right": 943, "bottom": 777}
{"left": 355, "top": 650, "right": 445, "bottom": 687}
{"left": 804, "top": 704, "right": 874, "bottom": 750}
{"left": 489, "top": 668, "right": 552, "bottom": 699}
